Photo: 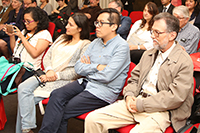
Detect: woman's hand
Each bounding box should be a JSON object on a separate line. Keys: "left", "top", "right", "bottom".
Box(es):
{"left": 46, "top": 70, "right": 57, "bottom": 82}
{"left": 39, "top": 75, "right": 47, "bottom": 83}
{"left": 12, "top": 25, "right": 23, "bottom": 38}
{"left": 52, "top": 9, "right": 59, "bottom": 14}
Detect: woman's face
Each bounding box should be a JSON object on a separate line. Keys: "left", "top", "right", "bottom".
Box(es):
{"left": 185, "top": 0, "right": 197, "bottom": 10}
{"left": 143, "top": 5, "right": 153, "bottom": 21}
{"left": 23, "top": 13, "right": 38, "bottom": 32}
{"left": 12, "top": 0, "right": 22, "bottom": 10}
{"left": 57, "top": 0, "right": 64, "bottom": 7}
{"left": 65, "top": 17, "right": 81, "bottom": 36}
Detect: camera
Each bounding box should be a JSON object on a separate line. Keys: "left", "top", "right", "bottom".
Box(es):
{"left": 9, "top": 57, "right": 21, "bottom": 64}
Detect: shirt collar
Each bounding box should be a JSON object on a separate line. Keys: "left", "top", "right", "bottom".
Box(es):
{"left": 164, "top": 3, "right": 171, "bottom": 10}
{"left": 180, "top": 22, "right": 189, "bottom": 32}
{"left": 159, "top": 41, "right": 176, "bottom": 61}
{"left": 100, "top": 34, "right": 118, "bottom": 47}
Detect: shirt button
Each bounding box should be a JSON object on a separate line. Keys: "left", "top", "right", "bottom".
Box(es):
{"left": 99, "top": 56, "right": 101, "bottom": 57}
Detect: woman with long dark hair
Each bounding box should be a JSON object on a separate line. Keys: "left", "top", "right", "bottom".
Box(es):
{"left": 127, "top": 2, "right": 158, "bottom": 64}
{"left": 16, "top": 13, "right": 90, "bottom": 133}
{"left": 185, "top": 0, "right": 200, "bottom": 30}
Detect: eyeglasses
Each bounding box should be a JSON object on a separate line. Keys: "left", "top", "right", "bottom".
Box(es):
{"left": 23, "top": 20, "right": 35, "bottom": 25}
{"left": 150, "top": 30, "right": 166, "bottom": 37}
{"left": 94, "top": 21, "right": 114, "bottom": 27}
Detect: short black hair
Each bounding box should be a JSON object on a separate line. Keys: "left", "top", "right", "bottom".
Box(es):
{"left": 23, "top": 7, "right": 49, "bottom": 35}
{"left": 98, "top": 8, "right": 121, "bottom": 32}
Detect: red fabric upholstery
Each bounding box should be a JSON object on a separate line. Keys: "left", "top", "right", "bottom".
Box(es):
{"left": 47, "top": 22, "right": 55, "bottom": 38}
{"left": 122, "top": 10, "right": 128, "bottom": 16}
{"left": 197, "top": 40, "right": 200, "bottom": 51}
{"left": 0, "top": 98, "right": 7, "bottom": 130}
{"left": 129, "top": 11, "right": 143, "bottom": 24}
{"left": 184, "top": 123, "right": 200, "bottom": 133}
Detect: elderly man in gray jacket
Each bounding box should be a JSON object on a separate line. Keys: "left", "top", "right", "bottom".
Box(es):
{"left": 84, "top": 12, "right": 194, "bottom": 133}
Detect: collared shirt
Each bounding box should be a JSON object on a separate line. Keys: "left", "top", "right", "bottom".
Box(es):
{"left": 75, "top": 35, "right": 130, "bottom": 103}
{"left": 163, "top": 3, "right": 171, "bottom": 12}
{"left": 176, "top": 22, "right": 200, "bottom": 54}
{"left": 142, "top": 42, "right": 176, "bottom": 95}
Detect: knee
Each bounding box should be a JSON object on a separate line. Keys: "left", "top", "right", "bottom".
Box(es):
{"left": 85, "top": 111, "right": 100, "bottom": 125}
{"left": 0, "top": 40, "right": 7, "bottom": 47}
{"left": 18, "top": 82, "right": 32, "bottom": 95}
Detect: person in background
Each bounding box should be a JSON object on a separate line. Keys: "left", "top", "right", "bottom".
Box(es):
{"left": 5, "top": 7, "right": 52, "bottom": 81}
{"left": 38, "top": 8, "right": 130, "bottom": 133}
{"left": 173, "top": 5, "right": 200, "bottom": 54}
{"left": 39, "top": 0, "right": 53, "bottom": 15}
{"left": 0, "top": 0, "right": 13, "bottom": 24}
{"left": 108, "top": 0, "right": 131, "bottom": 40}
{"left": 16, "top": 13, "right": 90, "bottom": 133}
{"left": 79, "top": 0, "right": 90, "bottom": 10}
{"left": 79, "top": 0, "right": 101, "bottom": 32}
{"left": 158, "top": 0, "right": 175, "bottom": 14}
{"left": 66, "top": 0, "right": 78, "bottom": 13}
{"left": 23, "top": 0, "right": 37, "bottom": 9}
{"left": 0, "top": 0, "right": 24, "bottom": 59}
{"left": 49, "top": 0, "right": 71, "bottom": 38}
{"left": 84, "top": 12, "right": 194, "bottom": 133}
{"left": 185, "top": 0, "right": 200, "bottom": 30}
{"left": 127, "top": 2, "right": 158, "bottom": 64}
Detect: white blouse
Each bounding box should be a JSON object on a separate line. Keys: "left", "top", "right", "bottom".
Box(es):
{"left": 13, "top": 29, "right": 53, "bottom": 70}
{"left": 127, "top": 20, "right": 154, "bottom": 50}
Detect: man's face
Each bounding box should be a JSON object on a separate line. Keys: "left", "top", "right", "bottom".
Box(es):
{"left": 2, "top": 0, "right": 10, "bottom": 8}
{"left": 173, "top": 13, "right": 188, "bottom": 29}
{"left": 23, "top": 0, "right": 36, "bottom": 9}
{"left": 161, "top": 0, "right": 171, "bottom": 6}
{"left": 108, "top": 2, "right": 121, "bottom": 13}
{"left": 151, "top": 19, "right": 170, "bottom": 51}
{"left": 89, "top": 0, "right": 99, "bottom": 7}
{"left": 95, "top": 13, "right": 114, "bottom": 40}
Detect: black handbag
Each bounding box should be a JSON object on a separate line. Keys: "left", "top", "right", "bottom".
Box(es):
{"left": 33, "top": 69, "right": 46, "bottom": 87}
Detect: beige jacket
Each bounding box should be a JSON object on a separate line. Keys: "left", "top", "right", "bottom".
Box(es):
{"left": 123, "top": 42, "right": 194, "bottom": 132}
{"left": 0, "top": 5, "right": 13, "bottom": 24}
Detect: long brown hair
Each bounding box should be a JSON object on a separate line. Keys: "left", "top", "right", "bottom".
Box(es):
{"left": 140, "top": 2, "right": 159, "bottom": 31}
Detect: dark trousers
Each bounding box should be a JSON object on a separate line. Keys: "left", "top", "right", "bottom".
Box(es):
{"left": 39, "top": 80, "right": 109, "bottom": 133}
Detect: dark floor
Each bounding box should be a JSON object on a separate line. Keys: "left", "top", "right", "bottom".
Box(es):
{"left": 0, "top": 94, "right": 84, "bottom": 133}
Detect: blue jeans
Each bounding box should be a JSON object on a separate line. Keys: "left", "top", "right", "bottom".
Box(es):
{"left": 16, "top": 76, "right": 44, "bottom": 133}
{"left": 39, "top": 80, "right": 109, "bottom": 133}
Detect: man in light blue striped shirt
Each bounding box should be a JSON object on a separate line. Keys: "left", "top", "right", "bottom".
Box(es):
{"left": 39, "top": 8, "right": 130, "bottom": 133}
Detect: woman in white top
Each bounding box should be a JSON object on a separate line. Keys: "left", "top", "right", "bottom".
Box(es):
{"left": 127, "top": 2, "right": 158, "bottom": 64}
{"left": 16, "top": 13, "right": 90, "bottom": 133}
{"left": 6, "top": 7, "right": 52, "bottom": 81}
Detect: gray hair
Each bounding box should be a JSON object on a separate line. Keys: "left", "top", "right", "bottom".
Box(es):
{"left": 173, "top": 5, "right": 190, "bottom": 19}
{"left": 153, "top": 12, "right": 180, "bottom": 35}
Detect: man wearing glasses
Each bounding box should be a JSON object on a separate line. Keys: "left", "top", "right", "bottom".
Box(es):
{"left": 173, "top": 5, "right": 200, "bottom": 54}
{"left": 39, "top": 8, "right": 130, "bottom": 133}
{"left": 85, "top": 12, "right": 194, "bottom": 133}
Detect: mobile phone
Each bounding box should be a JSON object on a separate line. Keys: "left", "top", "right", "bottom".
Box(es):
{"left": 6, "top": 25, "right": 14, "bottom": 33}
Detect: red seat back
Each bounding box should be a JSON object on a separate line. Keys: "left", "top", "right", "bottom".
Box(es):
{"left": 129, "top": 11, "right": 143, "bottom": 25}
{"left": 47, "top": 22, "right": 55, "bottom": 38}
{"left": 122, "top": 10, "right": 128, "bottom": 16}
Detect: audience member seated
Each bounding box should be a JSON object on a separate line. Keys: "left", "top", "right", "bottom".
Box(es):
{"left": 79, "top": 0, "right": 90, "bottom": 10}
{"left": 85, "top": 12, "right": 194, "bottom": 133}
{"left": 38, "top": 8, "right": 130, "bottom": 133}
{"left": 0, "top": 0, "right": 13, "bottom": 24}
{"left": 5, "top": 7, "right": 52, "bottom": 82}
{"left": 108, "top": 0, "right": 131, "bottom": 40}
{"left": 79, "top": 0, "right": 101, "bottom": 32}
{"left": 23, "top": 0, "right": 37, "bottom": 9}
{"left": 16, "top": 13, "right": 90, "bottom": 133}
{"left": 0, "top": 0, "right": 24, "bottom": 59}
{"left": 66, "top": 0, "right": 78, "bottom": 13}
{"left": 126, "top": 2, "right": 158, "bottom": 64}
{"left": 49, "top": 0, "right": 71, "bottom": 38}
{"left": 173, "top": 5, "right": 200, "bottom": 54}
{"left": 185, "top": 0, "right": 200, "bottom": 30}
{"left": 158, "top": 0, "right": 174, "bottom": 14}
{"left": 39, "top": 0, "right": 53, "bottom": 15}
